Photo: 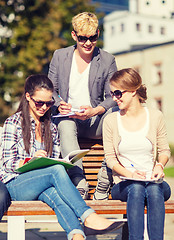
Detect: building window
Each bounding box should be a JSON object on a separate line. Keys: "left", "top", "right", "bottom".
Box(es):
{"left": 111, "top": 26, "right": 115, "bottom": 35}
{"left": 154, "top": 98, "right": 163, "bottom": 111}
{"left": 148, "top": 25, "right": 153, "bottom": 33}
{"left": 152, "top": 63, "right": 163, "bottom": 85}
{"left": 134, "top": 66, "right": 140, "bottom": 74}
{"left": 136, "top": 23, "right": 141, "bottom": 32}
{"left": 120, "top": 23, "right": 125, "bottom": 32}
{"left": 160, "top": 27, "right": 165, "bottom": 35}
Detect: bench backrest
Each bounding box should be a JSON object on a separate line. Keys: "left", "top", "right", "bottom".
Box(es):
{"left": 79, "top": 138, "right": 104, "bottom": 199}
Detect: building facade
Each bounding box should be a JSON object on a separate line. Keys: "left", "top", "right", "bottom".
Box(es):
{"left": 104, "top": 0, "right": 174, "bottom": 54}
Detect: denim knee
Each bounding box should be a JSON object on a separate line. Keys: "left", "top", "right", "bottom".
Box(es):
{"left": 51, "top": 164, "right": 69, "bottom": 180}
{"left": 162, "top": 181, "right": 171, "bottom": 201}
{"left": 146, "top": 181, "right": 170, "bottom": 202}
{"left": 111, "top": 181, "right": 145, "bottom": 202}
{"left": 128, "top": 182, "right": 145, "bottom": 200}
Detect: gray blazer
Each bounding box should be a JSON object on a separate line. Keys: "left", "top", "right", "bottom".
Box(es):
{"left": 48, "top": 45, "right": 117, "bottom": 112}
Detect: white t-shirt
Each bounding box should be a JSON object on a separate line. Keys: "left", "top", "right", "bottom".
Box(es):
{"left": 117, "top": 108, "right": 154, "bottom": 178}
{"left": 68, "top": 52, "right": 91, "bottom": 109}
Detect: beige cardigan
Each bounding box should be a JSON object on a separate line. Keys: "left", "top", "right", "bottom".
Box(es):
{"left": 103, "top": 108, "right": 171, "bottom": 183}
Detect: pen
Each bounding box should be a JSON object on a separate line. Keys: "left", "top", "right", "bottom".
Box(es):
{"left": 131, "top": 164, "right": 150, "bottom": 172}
{"left": 58, "top": 95, "right": 84, "bottom": 113}
{"left": 58, "top": 95, "right": 79, "bottom": 112}
{"left": 131, "top": 163, "right": 136, "bottom": 169}
{"left": 58, "top": 95, "right": 68, "bottom": 105}
{"left": 58, "top": 95, "right": 64, "bottom": 101}
{"left": 131, "top": 163, "right": 145, "bottom": 172}
{"left": 131, "top": 163, "right": 144, "bottom": 173}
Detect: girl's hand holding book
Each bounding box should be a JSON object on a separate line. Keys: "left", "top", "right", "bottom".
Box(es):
{"left": 132, "top": 170, "right": 146, "bottom": 179}
{"left": 34, "top": 150, "right": 48, "bottom": 158}
{"left": 151, "top": 164, "right": 165, "bottom": 180}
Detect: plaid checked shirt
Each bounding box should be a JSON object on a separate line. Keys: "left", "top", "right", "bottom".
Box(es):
{"left": 0, "top": 112, "right": 60, "bottom": 183}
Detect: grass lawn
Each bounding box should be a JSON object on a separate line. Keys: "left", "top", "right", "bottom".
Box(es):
{"left": 164, "top": 167, "right": 174, "bottom": 177}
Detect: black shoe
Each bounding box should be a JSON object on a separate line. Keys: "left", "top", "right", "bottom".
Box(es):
{"left": 84, "top": 221, "right": 125, "bottom": 236}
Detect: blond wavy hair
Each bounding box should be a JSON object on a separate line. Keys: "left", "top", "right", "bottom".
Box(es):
{"left": 72, "top": 12, "right": 98, "bottom": 35}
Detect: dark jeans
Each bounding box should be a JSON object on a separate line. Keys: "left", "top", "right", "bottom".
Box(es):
{"left": 111, "top": 180, "right": 171, "bottom": 240}
{"left": 0, "top": 181, "right": 11, "bottom": 220}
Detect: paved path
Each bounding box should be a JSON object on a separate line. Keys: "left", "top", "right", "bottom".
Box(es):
{"left": 0, "top": 215, "right": 123, "bottom": 240}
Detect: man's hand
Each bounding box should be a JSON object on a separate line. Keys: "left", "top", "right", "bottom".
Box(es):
{"left": 70, "top": 105, "right": 105, "bottom": 120}
{"left": 58, "top": 101, "right": 72, "bottom": 115}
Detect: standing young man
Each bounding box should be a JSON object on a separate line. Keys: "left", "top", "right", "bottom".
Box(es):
{"left": 48, "top": 12, "right": 118, "bottom": 199}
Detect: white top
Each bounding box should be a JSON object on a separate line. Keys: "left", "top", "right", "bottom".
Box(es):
{"left": 35, "top": 139, "right": 44, "bottom": 150}
{"left": 68, "top": 52, "right": 91, "bottom": 108}
{"left": 117, "top": 108, "right": 154, "bottom": 178}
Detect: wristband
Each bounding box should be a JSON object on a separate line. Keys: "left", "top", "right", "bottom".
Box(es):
{"left": 156, "top": 162, "right": 164, "bottom": 170}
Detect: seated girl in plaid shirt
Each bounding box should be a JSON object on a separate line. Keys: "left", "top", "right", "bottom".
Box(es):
{"left": 0, "top": 74, "right": 124, "bottom": 240}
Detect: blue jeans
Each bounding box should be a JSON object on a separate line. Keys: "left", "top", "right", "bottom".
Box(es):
{"left": 111, "top": 180, "right": 171, "bottom": 240}
{"left": 0, "top": 181, "right": 11, "bottom": 220}
{"left": 6, "top": 165, "right": 94, "bottom": 240}
{"left": 53, "top": 106, "right": 119, "bottom": 186}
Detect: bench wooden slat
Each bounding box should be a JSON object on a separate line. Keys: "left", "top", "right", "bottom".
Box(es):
{"left": 6, "top": 201, "right": 55, "bottom": 216}
{"left": 83, "top": 163, "right": 102, "bottom": 168}
{"left": 6, "top": 200, "right": 174, "bottom": 216}
{"left": 85, "top": 176, "right": 98, "bottom": 181}
{"left": 83, "top": 157, "right": 104, "bottom": 161}
{"left": 84, "top": 168, "right": 100, "bottom": 173}
{"left": 84, "top": 151, "right": 104, "bottom": 156}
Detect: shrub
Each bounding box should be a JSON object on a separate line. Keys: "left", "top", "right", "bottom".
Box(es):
{"left": 169, "top": 144, "right": 174, "bottom": 157}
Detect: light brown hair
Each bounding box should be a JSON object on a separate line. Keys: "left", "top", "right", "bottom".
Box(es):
{"left": 110, "top": 68, "right": 147, "bottom": 103}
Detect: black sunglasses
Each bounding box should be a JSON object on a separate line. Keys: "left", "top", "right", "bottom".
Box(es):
{"left": 110, "top": 90, "right": 127, "bottom": 99}
{"left": 30, "top": 96, "right": 55, "bottom": 108}
{"left": 74, "top": 31, "right": 98, "bottom": 43}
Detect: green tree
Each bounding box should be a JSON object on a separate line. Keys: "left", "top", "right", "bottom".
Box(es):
{"left": 0, "top": 0, "right": 99, "bottom": 123}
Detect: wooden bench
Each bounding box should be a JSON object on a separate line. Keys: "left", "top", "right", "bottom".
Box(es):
{"left": 3, "top": 139, "right": 174, "bottom": 240}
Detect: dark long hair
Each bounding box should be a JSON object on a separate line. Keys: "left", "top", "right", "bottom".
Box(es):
{"left": 16, "top": 74, "right": 54, "bottom": 155}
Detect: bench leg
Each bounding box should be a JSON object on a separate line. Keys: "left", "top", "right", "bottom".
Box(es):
{"left": 8, "top": 216, "right": 25, "bottom": 240}
{"left": 144, "top": 214, "right": 149, "bottom": 240}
